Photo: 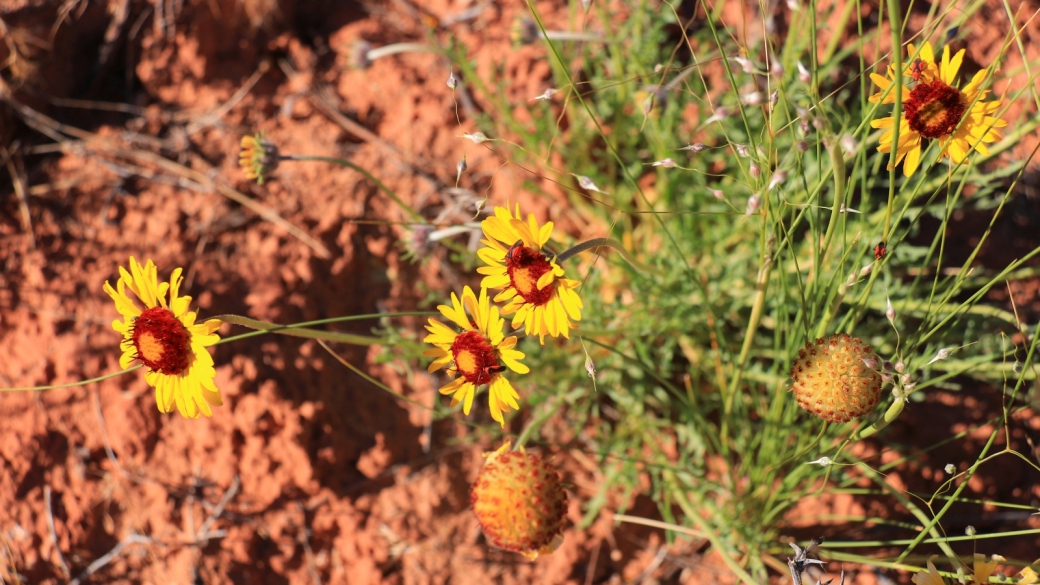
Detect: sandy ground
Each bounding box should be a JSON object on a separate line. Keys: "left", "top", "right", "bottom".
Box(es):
{"left": 1, "top": 0, "right": 1039, "bottom": 583}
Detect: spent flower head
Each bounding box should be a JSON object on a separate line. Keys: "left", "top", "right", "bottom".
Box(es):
{"left": 470, "top": 441, "right": 568, "bottom": 559}
{"left": 790, "top": 334, "right": 883, "bottom": 422}
{"left": 104, "top": 257, "right": 223, "bottom": 418}
{"left": 239, "top": 132, "right": 280, "bottom": 184}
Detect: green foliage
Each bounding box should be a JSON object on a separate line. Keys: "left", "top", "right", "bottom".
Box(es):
{"left": 431, "top": 0, "right": 1040, "bottom": 580}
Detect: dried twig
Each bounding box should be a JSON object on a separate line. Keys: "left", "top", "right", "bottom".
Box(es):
{"left": 196, "top": 475, "right": 240, "bottom": 537}
{"left": 276, "top": 58, "right": 444, "bottom": 191}
{"left": 68, "top": 534, "right": 150, "bottom": 585}
{"left": 186, "top": 59, "right": 271, "bottom": 135}
{"left": 92, "top": 389, "right": 129, "bottom": 478}
{"left": 296, "top": 502, "right": 323, "bottom": 585}
{"left": 788, "top": 537, "right": 829, "bottom": 585}
{"left": 42, "top": 486, "right": 70, "bottom": 578}
{"left": 2, "top": 146, "right": 35, "bottom": 249}
{"left": 1, "top": 96, "right": 332, "bottom": 258}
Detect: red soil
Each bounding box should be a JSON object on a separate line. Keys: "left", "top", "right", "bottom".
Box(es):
{"left": 1, "top": 0, "right": 1038, "bottom": 583}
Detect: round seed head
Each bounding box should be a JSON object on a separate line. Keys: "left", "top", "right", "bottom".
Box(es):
{"left": 789, "top": 334, "right": 883, "bottom": 423}
{"left": 471, "top": 442, "right": 568, "bottom": 559}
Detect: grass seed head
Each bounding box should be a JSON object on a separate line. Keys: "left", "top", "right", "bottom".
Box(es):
{"left": 471, "top": 442, "right": 568, "bottom": 559}
{"left": 790, "top": 334, "right": 883, "bottom": 423}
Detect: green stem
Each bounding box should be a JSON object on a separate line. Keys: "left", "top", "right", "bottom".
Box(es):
{"left": 215, "top": 314, "right": 383, "bottom": 345}
{"left": 883, "top": 0, "right": 903, "bottom": 242}
{"left": 513, "top": 398, "right": 564, "bottom": 451}
{"left": 556, "top": 237, "right": 665, "bottom": 275}
{"left": 1, "top": 366, "right": 141, "bottom": 392}
{"left": 814, "top": 140, "right": 848, "bottom": 337}
{"left": 282, "top": 155, "right": 423, "bottom": 221}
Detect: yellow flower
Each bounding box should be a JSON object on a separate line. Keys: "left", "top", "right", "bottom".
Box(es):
{"left": 239, "top": 132, "right": 279, "bottom": 184}
{"left": 1018, "top": 564, "right": 1040, "bottom": 585}
{"left": 972, "top": 553, "right": 1003, "bottom": 584}
{"left": 912, "top": 558, "right": 945, "bottom": 585}
{"left": 423, "top": 286, "right": 529, "bottom": 426}
{"left": 869, "top": 41, "right": 1006, "bottom": 177}
{"left": 104, "top": 257, "right": 223, "bottom": 418}
{"left": 477, "top": 205, "right": 583, "bottom": 344}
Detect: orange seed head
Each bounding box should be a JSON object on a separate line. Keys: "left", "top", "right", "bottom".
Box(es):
{"left": 789, "top": 333, "right": 883, "bottom": 423}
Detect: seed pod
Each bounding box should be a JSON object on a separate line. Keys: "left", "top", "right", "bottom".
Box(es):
{"left": 471, "top": 442, "right": 568, "bottom": 559}
{"left": 789, "top": 334, "right": 884, "bottom": 423}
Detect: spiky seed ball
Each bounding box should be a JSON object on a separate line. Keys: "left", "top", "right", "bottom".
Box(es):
{"left": 790, "top": 334, "right": 883, "bottom": 423}
{"left": 470, "top": 442, "right": 568, "bottom": 559}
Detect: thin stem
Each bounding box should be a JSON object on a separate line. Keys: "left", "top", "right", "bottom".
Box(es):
{"left": 1, "top": 365, "right": 141, "bottom": 392}
{"left": 543, "top": 31, "right": 606, "bottom": 42}
{"left": 365, "top": 43, "right": 437, "bottom": 61}
{"left": 513, "top": 397, "right": 564, "bottom": 451}
{"left": 814, "top": 141, "right": 848, "bottom": 338}
{"left": 215, "top": 314, "right": 384, "bottom": 345}
{"left": 281, "top": 155, "right": 423, "bottom": 221}
{"left": 556, "top": 237, "right": 665, "bottom": 275}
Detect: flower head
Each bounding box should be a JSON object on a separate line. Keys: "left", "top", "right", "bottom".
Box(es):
{"left": 477, "top": 205, "right": 583, "bottom": 343}
{"left": 239, "top": 132, "right": 280, "bottom": 184}
{"left": 869, "top": 41, "right": 1006, "bottom": 177}
{"left": 423, "top": 286, "right": 529, "bottom": 426}
{"left": 972, "top": 553, "right": 1004, "bottom": 584}
{"left": 470, "top": 441, "right": 568, "bottom": 559}
{"left": 789, "top": 334, "right": 883, "bottom": 423}
{"left": 103, "top": 257, "right": 223, "bottom": 418}
{"left": 912, "top": 559, "right": 945, "bottom": 585}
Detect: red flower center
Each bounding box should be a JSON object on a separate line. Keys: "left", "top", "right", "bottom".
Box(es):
{"left": 904, "top": 80, "right": 966, "bottom": 139}
{"left": 451, "top": 330, "right": 499, "bottom": 386}
{"left": 505, "top": 246, "right": 554, "bottom": 306}
{"left": 132, "top": 306, "right": 192, "bottom": 375}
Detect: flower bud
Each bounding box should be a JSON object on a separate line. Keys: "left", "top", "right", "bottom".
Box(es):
{"left": 749, "top": 162, "right": 761, "bottom": 179}
{"left": 745, "top": 194, "right": 761, "bottom": 216}
{"left": 447, "top": 71, "right": 458, "bottom": 90}
{"left": 965, "top": 526, "right": 976, "bottom": 537}
{"left": 797, "top": 60, "right": 811, "bottom": 83}
{"left": 944, "top": 464, "right": 956, "bottom": 474}
{"left": 735, "top": 143, "right": 750, "bottom": 158}
{"left": 712, "top": 189, "right": 725, "bottom": 200}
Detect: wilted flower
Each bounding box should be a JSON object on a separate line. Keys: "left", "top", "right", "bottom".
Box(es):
{"left": 239, "top": 132, "right": 280, "bottom": 184}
